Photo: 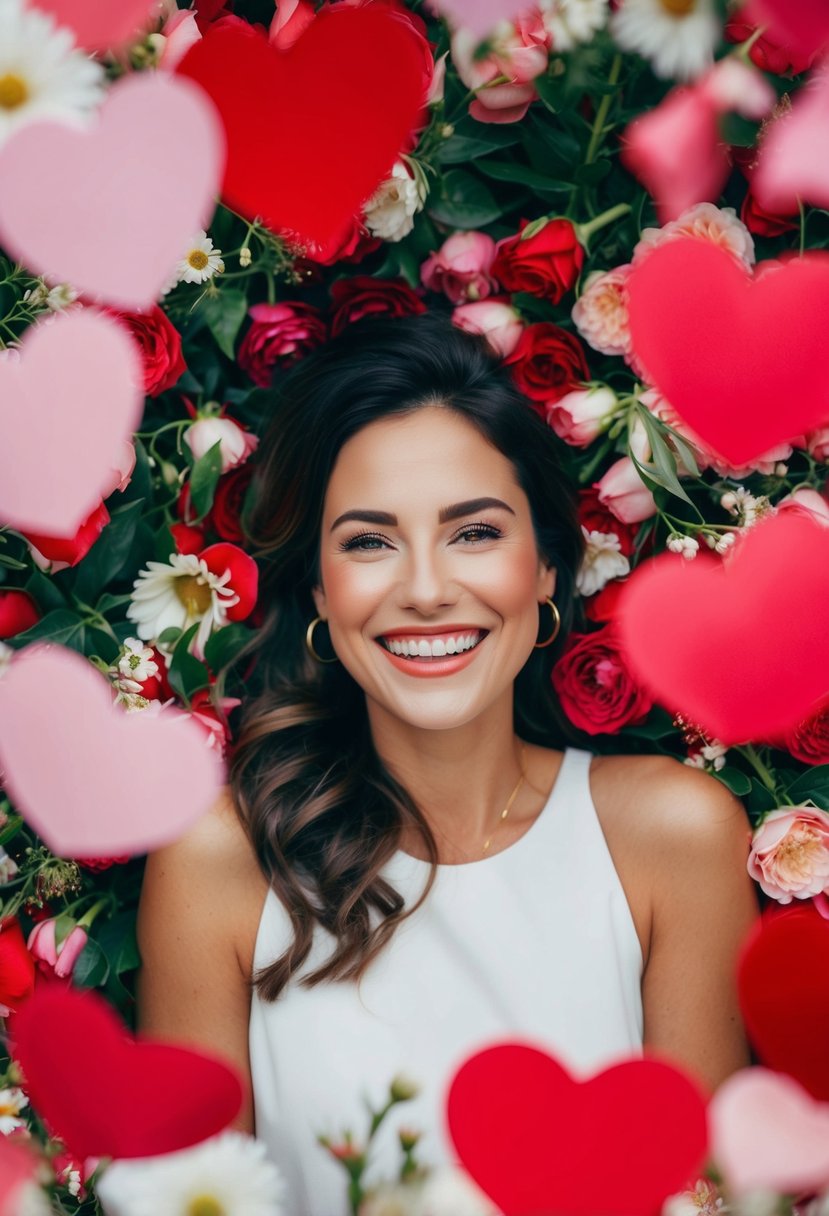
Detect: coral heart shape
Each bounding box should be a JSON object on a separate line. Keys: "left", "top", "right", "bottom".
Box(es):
{"left": 29, "top": 0, "right": 158, "bottom": 51}
{"left": 738, "top": 908, "right": 829, "bottom": 1101}
{"left": 616, "top": 512, "right": 829, "bottom": 745}
{"left": 0, "top": 71, "right": 224, "bottom": 310}
{"left": 9, "top": 982, "right": 243, "bottom": 1161}
{"left": 0, "top": 309, "right": 143, "bottom": 536}
{"left": 709, "top": 1067, "right": 829, "bottom": 1196}
{"left": 176, "top": 7, "right": 425, "bottom": 249}
{"left": 0, "top": 644, "right": 224, "bottom": 858}
{"left": 446, "top": 1042, "right": 708, "bottom": 1216}
{"left": 627, "top": 237, "right": 829, "bottom": 466}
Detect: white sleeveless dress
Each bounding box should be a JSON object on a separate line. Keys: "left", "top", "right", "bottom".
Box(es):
{"left": 248, "top": 748, "right": 644, "bottom": 1216}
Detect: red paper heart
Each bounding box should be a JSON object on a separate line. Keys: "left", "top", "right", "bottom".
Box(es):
{"left": 752, "top": 0, "right": 829, "bottom": 61}
{"left": 176, "top": 8, "right": 425, "bottom": 249}
{"left": 616, "top": 512, "right": 829, "bottom": 746}
{"left": 738, "top": 908, "right": 829, "bottom": 1102}
{"left": 446, "top": 1043, "right": 708, "bottom": 1216}
{"left": 627, "top": 238, "right": 829, "bottom": 466}
{"left": 10, "top": 982, "right": 244, "bottom": 1160}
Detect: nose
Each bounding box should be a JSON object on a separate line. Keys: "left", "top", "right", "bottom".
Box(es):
{"left": 397, "top": 539, "right": 459, "bottom": 615}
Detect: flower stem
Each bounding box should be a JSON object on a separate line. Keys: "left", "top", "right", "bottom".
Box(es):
{"left": 737, "top": 744, "right": 784, "bottom": 800}
{"left": 576, "top": 203, "right": 631, "bottom": 247}
{"left": 584, "top": 53, "right": 623, "bottom": 166}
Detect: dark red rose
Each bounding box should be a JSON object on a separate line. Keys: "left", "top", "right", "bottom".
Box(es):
{"left": 238, "top": 302, "right": 327, "bottom": 388}
{"left": 329, "top": 276, "right": 426, "bottom": 337}
{"left": 210, "top": 465, "right": 253, "bottom": 543}
{"left": 504, "top": 323, "right": 590, "bottom": 409}
{"left": 740, "top": 187, "right": 799, "bottom": 237}
{"left": 552, "top": 626, "right": 653, "bottom": 735}
{"left": 578, "top": 487, "right": 637, "bottom": 557}
{"left": 492, "top": 219, "right": 585, "bottom": 303}
{"left": 0, "top": 918, "right": 36, "bottom": 1014}
{"left": 0, "top": 590, "right": 40, "bottom": 638}
{"left": 785, "top": 699, "right": 829, "bottom": 765}
{"left": 23, "top": 500, "right": 110, "bottom": 568}
{"left": 725, "top": 10, "right": 816, "bottom": 75}
{"left": 111, "top": 305, "right": 187, "bottom": 397}
{"left": 77, "top": 856, "right": 130, "bottom": 872}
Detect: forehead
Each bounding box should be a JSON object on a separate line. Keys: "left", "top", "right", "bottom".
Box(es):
{"left": 322, "top": 406, "right": 525, "bottom": 513}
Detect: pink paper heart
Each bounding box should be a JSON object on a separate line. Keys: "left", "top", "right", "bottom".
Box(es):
{"left": 29, "top": 0, "right": 159, "bottom": 51}
{"left": 753, "top": 68, "right": 829, "bottom": 214}
{"left": 0, "top": 644, "right": 224, "bottom": 858}
{"left": 428, "top": 0, "right": 526, "bottom": 39}
{"left": 0, "top": 72, "right": 224, "bottom": 310}
{"left": 709, "top": 1068, "right": 829, "bottom": 1196}
{"left": 0, "top": 310, "right": 142, "bottom": 536}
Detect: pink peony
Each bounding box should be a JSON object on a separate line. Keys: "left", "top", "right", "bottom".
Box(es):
{"left": 547, "top": 386, "right": 618, "bottom": 448}
{"left": 452, "top": 297, "right": 523, "bottom": 357}
{"left": 420, "top": 231, "right": 498, "bottom": 304}
{"left": 748, "top": 806, "right": 829, "bottom": 902}
{"left": 572, "top": 265, "right": 634, "bottom": 358}
{"left": 451, "top": 15, "right": 548, "bottom": 124}
{"left": 595, "top": 457, "right": 657, "bottom": 524}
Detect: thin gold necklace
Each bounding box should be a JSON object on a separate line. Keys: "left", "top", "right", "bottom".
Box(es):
{"left": 481, "top": 744, "right": 526, "bottom": 856}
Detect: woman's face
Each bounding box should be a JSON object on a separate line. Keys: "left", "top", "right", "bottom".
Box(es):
{"left": 313, "top": 406, "right": 556, "bottom": 734}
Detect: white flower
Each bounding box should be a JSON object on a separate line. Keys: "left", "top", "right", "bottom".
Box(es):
{"left": 116, "top": 638, "right": 160, "bottom": 693}
{"left": 0, "top": 0, "right": 105, "bottom": 147}
{"left": 45, "top": 283, "right": 78, "bottom": 311}
{"left": 183, "top": 415, "right": 258, "bottom": 474}
{"left": 662, "top": 1178, "right": 724, "bottom": 1216}
{"left": 541, "top": 0, "right": 609, "bottom": 50}
{"left": 94, "top": 1130, "right": 286, "bottom": 1216}
{"left": 719, "top": 487, "right": 769, "bottom": 528}
{"left": 168, "top": 230, "right": 224, "bottom": 290}
{"left": 713, "top": 531, "right": 737, "bottom": 555}
{"left": 0, "top": 845, "right": 19, "bottom": 883}
{"left": 414, "top": 1166, "right": 499, "bottom": 1216}
{"left": 666, "top": 534, "right": 699, "bottom": 560}
{"left": 634, "top": 202, "right": 755, "bottom": 270}
{"left": 610, "top": 0, "right": 720, "bottom": 82}
{"left": 577, "top": 527, "right": 630, "bottom": 597}
{"left": 363, "top": 161, "right": 425, "bottom": 243}
{"left": 0, "top": 1085, "right": 29, "bottom": 1133}
{"left": 126, "top": 551, "right": 240, "bottom": 661}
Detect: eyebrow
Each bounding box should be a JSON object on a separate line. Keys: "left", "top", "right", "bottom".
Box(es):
{"left": 330, "top": 497, "right": 516, "bottom": 532}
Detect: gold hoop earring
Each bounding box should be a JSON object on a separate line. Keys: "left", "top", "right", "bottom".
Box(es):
{"left": 305, "top": 616, "right": 339, "bottom": 664}
{"left": 534, "top": 597, "right": 561, "bottom": 649}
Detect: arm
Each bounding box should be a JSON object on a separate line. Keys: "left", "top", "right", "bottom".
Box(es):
{"left": 135, "top": 790, "right": 267, "bottom": 1134}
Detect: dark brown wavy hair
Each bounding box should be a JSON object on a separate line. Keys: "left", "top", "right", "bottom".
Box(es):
{"left": 229, "top": 313, "right": 584, "bottom": 1001}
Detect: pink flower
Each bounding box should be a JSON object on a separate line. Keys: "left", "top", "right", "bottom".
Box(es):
{"left": 100, "top": 441, "right": 137, "bottom": 499}
{"left": 238, "top": 302, "right": 327, "bottom": 388}
{"left": 595, "top": 457, "right": 657, "bottom": 524}
{"left": 451, "top": 15, "right": 548, "bottom": 124}
{"left": 183, "top": 415, "right": 258, "bottom": 474}
{"left": 572, "top": 265, "right": 634, "bottom": 358}
{"left": 776, "top": 487, "right": 829, "bottom": 527}
{"left": 748, "top": 807, "right": 829, "bottom": 902}
{"left": 420, "top": 231, "right": 498, "bottom": 304}
{"left": 27, "top": 920, "right": 88, "bottom": 979}
{"left": 158, "top": 9, "right": 202, "bottom": 69}
{"left": 807, "top": 426, "right": 829, "bottom": 463}
{"left": 633, "top": 202, "right": 755, "bottom": 270}
{"left": 547, "top": 386, "right": 618, "bottom": 448}
{"left": 187, "top": 689, "right": 241, "bottom": 756}
{"left": 452, "top": 297, "right": 523, "bottom": 357}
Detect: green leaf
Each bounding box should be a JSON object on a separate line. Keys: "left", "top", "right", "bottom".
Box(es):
{"left": 574, "top": 159, "right": 612, "bottom": 187}
{"left": 718, "top": 112, "right": 761, "bottom": 148}
{"left": 10, "top": 608, "right": 85, "bottom": 649}
{"left": 157, "top": 626, "right": 183, "bottom": 647}
{"left": 72, "top": 498, "right": 145, "bottom": 602}
{"left": 166, "top": 621, "right": 210, "bottom": 702}
{"left": 428, "top": 170, "right": 504, "bottom": 228}
{"left": 437, "top": 131, "right": 521, "bottom": 164}
{"left": 199, "top": 289, "right": 249, "bottom": 360}
{"left": 715, "top": 766, "right": 752, "bottom": 797}
{"left": 95, "top": 591, "right": 134, "bottom": 615}
{"left": 622, "top": 707, "right": 677, "bottom": 740}
{"left": 476, "top": 159, "right": 571, "bottom": 193}
{"left": 189, "top": 439, "right": 224, "bottom": 520}
{"left": 634, "top": 412, "right": 694, "bottom": 507}
{"left": 23, "top": 568, "right": 68, "bottom": 614}
{"left": 203, "top": 621, "right": 253, "bottom": 673}
{"left": 787, "top": 765, "right": 829, "bottom": 810}
{"left": 72, "top": 937, "right": 111, "bottom": 989}
{"left": 97, "top": 913, "right": 141, "bottom": 975}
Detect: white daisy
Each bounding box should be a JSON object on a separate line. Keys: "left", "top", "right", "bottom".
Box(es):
{"left": 126, "top": 552, "right": 240, "bottom": 661}
{"left": 171, "top": 230, "right": 225, "bottom": 287}
{"left": 0, "top": 0, "right": 105, "bottom": 147}
{"left": 541, "top": 0, "right": 609, "bottom": 50}
{"left": 0, "top": 1085, "right": 29, "bottom": 1134}
{"left": 610, "top": 0, "right": 720, "bottom": 81}
{"left": 94, "top": 1130, "right": 286, "bottom": 1216}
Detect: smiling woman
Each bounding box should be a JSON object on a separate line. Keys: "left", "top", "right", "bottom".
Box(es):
{"left": 136, "top": 315, "right": 758, "bottom": 1216}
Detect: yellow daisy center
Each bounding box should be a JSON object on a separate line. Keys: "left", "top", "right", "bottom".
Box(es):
{"left": 187, "top": 249, "right": 210, "bottom": 271}
{"left": 657, "top": 0, "right": 696, "bottom": 15}
{"left": 175, "top": 575, "right": 213, "bottom": 615}
{"left": 187, "top": 1196, "right": 226, "bottom": 1216}
{"left": 0, "top": 1100, "right": 19, "bottom": 1117}
{"left": 0, "top": 73, "right": 29, "bottom": 110}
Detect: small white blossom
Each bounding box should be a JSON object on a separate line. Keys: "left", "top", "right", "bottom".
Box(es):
{"left": 577, "top": 527, "right": 630, "bottom": 597}
{"left": 117, "top": 638, "right": 160, "bottom": 687}
{"left": 167, "top": 229, "right": 224, "bottom": 291}
{"left": 720, "top": 486, "right": 769, "bottom": 528}
{"left": 0, "top": 1086, "right": 29, "bottom": 1133}
{"left": 662, "top": 1178, "right": 724, "bottom": 1216}
{"left": 364, "top": 161, "right": 425, "bottom": 243}
{"left": 239, "top": 246, "right": 252, "bottom": 268}
{"left": 666, "top": 535, "right": 699, "bottom": 560}
{"left": 45, "top": 283, "right": 78, "bottom": 311}
{"left": 0, "top": 845, "right": 19, "bottom": 884}
{"left": 714, "top": 532, "right": 737, "bottom": 555}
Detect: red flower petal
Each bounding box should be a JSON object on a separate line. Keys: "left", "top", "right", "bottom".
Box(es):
{"left": 198, "top": 542, "right": 259, "bottom": 621}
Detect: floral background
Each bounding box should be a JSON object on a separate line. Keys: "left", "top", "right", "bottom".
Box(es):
{"left": 2, "top": 0, "right": 829, "bottom": 1210}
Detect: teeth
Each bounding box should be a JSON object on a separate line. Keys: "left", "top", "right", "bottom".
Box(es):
{"left": 384, "top": 632, "right": 483, "bottom": 658}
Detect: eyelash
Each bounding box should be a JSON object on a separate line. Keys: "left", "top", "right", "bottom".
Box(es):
{"left": 339, "top": 522, "right": 503, "bottom": 552}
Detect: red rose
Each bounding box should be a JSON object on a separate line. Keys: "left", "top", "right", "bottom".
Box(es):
{"left": 578, "top": 488, "right": 637, "bottom": 557}
{"left": 23, "top": 500, "right": 110, "bottom": 569}
{"left": 492, "top": 219, "right": 584, "bottom": 303}
{"left": 0, "top": 590, "right": 40, "bottom": 638}
{"left": 725, "top": 11, "right": 815, "bottom": 75}
{"left": 583, "top": 580, "right": 628, "bottom": 624}
{"left": 504, "top": 323, "right": 590, "bottom": 409}
{"left": 238, "top": 302, "right": 327, "bottom": 388}
{"left": 170, "top": 521, "right": 207, "bottom": 555}
{"left": 552, "top": 626, "right": 654, "bottom": 735}
{"left": 740, "top": 187, "right": 799, "bottom": 238}
{"left": 785, "top": 700, "right": 829, "bottom": 765}
{"left": 112, "top": 305, "right": 187, "bottom": 397}
{"left": 210, "top": 465, "right": 253, "bottom": 543}
{"left": 329, "top": 276, "right": 427, "bottom": 337}
{"left": 0, "top": 918, "right": 36, "bottom": 1015}
{"left": 77, "top": 856, "right": 130, "bottom": 872}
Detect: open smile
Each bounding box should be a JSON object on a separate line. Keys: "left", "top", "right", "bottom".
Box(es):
{"left": 374, "top": 628, "right": 489, "bottom": 677}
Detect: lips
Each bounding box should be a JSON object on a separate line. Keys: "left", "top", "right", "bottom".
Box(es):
{"left": 377, "top": 628, "right": 488, "bottom": 661}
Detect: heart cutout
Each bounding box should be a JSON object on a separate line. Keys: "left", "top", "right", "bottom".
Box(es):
{"left": 176, "top": 7, "right": 425, "bottom": 248}
{"left": 752, "top": 0, "right": 829, "bottom": 61}
{"left": 738, "top": 908, "right": 829, "bottom": 1101}
{"left": 753, "top": 68, "right": 829, "bottom": 214}
{"left": 29, "top": 0, "right": 158, "bottom": 51}
{"left": 627, "top": 237, "right": 829, "bottom": 466}
{"left": 0, "top": 644, "right": 224, "bottom": 858}
{"left": 9, "top": 981, "right": 243, "bottom": 1161}
{"left": 616, "top": 512, "right": 829, "bottom": 745}
{"left": 0, "top": 310, "right": 142, "bottom": 536}
{"left": 446, "top": 1042, "right": 708, "bottom": 1216}
{"left": 0, "top": 72, "right": 224, "bottom": 310}
{"left": 709, "top": 1067, "right": 829, "bottom": 1196}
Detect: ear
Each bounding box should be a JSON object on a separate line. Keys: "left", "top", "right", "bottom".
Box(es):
{"left": 311, "top": 584, "right": 327, "bottom": 619}
{"left": 537, "top": 561, "right": 557, "bottom": 603}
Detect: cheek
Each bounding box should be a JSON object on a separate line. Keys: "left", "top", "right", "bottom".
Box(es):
{"left": 318, "top": 555, "right": 387, "bottom": 626}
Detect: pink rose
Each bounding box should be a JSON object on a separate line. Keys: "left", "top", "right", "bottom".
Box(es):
{"left": 452, "top": 297, "right": 523, "bottom": 357}
{"left": 159, "top": 9, "right": 202, "bottom": 69}
{"left": 595, "top": 457, "right": 657, "bottom": 524}
{"left": 572, "top": 265, "right": 634, "bottom": 359}
{"left": 420, "top": 231, "right": 498, "bottom": 304}
{"left": 183, "top": 414, "right": 258, "bottom": 473}
{"left": 547, "top": 386, "right": 618, "bottom": 448}
{"left": 27, "top": 919, "right": 88, "bottom": 979}
{"left": 238, "top": 302, "right": 327, "bottom": 387}
{"left": 748, "top": 807, "right": 829, "bottom": 902}
{"left": 451, "top": 15, "right": 548, "bottom": 124}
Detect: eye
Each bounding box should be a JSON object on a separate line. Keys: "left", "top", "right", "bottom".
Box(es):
{"left": 339, "top": 530, "right": 391, "bottom": 552}
{"left": 452, "top": 522, "right": 503, "bottom": 544}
